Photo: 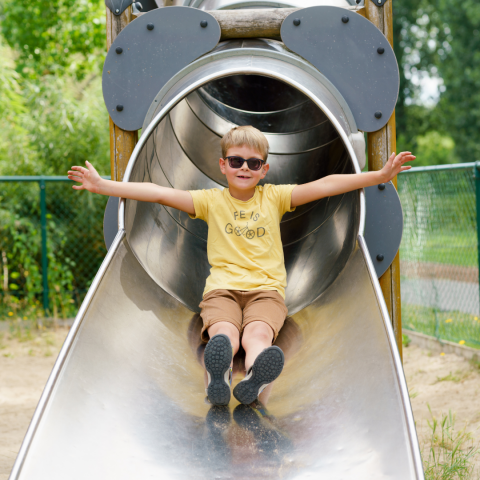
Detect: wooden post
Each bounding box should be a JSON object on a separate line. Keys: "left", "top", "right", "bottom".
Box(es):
{"left": 365, "top": 0, "right": 402, "bottom": 360}
{"left": 106, "top": 7, "right": 138, "bottom": 181}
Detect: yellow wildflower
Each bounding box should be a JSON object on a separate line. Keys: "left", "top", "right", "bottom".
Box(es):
{"left": 23, "top": 316, "right": 27, "bottom": 320}
{"left": 459, "top": 340, "right": 465, "bottom": 345}
{"left": 445, "top": 319, "right": 452, "bottom": 323}
{"left": 8, "top": 312, "right": 13, "bottom": 316}
{"left": 440, "top": 352, "right": 445, "bottom": 356}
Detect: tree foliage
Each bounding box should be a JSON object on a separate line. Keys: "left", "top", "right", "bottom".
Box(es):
{"left": 393, "top": 0, "right": 480, "bottom": 163}
{"left": 0, "top": 0, "right": 109, "bottom": 318}
{"left": 0, "top": 0, "right": 109, "bottom": 177}
{"left": 1, "top": 0, "right": 105, "bottom": 79}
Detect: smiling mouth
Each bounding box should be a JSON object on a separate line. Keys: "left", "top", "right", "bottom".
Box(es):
{"left": 237, "top": 175, "right": 251, "bottom": 179}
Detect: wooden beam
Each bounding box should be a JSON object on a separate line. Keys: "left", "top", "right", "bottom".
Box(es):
{"left": 134, "top": 6, "right": 366, "bottom": 39}
{"left": 210, "top": 6, "right": 365, "bottom": 39}
{"left": 365, "top": 0, "right": 403, "bottom": 360}
{"left": 210, "top": 8, "right": 298, "bottom": 40}
{"left": 106, "top": 6, "right": 138, "bottom": 181}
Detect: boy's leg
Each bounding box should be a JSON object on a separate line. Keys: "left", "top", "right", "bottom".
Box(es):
{"left": 241, "top": 321, "right": 273, "bottom": 371}
{"left": 204, "top": 329, "right": 237, "bottom": 406}
{"left": 203, "top": 322, "right": 240, "bottom": 390}
{"left": 233, "top": 291, "right": 287, "bottom": 405}
{"left": 208, "top": 321, "right": 240, "bottom": 357}
{"left": 241, "top": 321, "right": 275, "bottom": 403}
{"left": 200, "top": 290, "right": 243, "bottom": 405}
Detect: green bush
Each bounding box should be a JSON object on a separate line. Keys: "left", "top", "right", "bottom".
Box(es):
{"left": 0, "top": 23, "right": 109, "bottom": 319}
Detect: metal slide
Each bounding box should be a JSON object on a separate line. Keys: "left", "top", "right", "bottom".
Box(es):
{"left": 10, "top": 27, "right": 424, "bottom": 480}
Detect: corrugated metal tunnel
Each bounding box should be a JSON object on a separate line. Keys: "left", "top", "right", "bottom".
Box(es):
{"left": 125, "top": 40, "right": 364, "bottom": 315}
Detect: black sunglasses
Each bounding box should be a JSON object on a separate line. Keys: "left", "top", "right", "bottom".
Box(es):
{"left": 225, "top": 156, "right": 266, "bottom": 171}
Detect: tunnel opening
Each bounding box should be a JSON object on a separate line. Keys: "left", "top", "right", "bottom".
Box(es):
{"left": 125, "top": 65, "right": 360, "bottom": 314}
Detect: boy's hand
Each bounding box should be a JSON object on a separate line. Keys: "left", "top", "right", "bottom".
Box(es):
{"left": 67, "top": 160, "right": 195, "bottom": 214}
{"left": 291, "top": 150, "right": 416, "bottom": 207}
{"left": 379, "top": 151, "right": 415, "bottom": 182}
{"left": 68, "top": 161, "right": 103, "bottom": 193}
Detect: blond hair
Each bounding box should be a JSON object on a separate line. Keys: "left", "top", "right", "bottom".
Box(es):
{"left": 220, "top": 126, "right": 269, "bottom": 161}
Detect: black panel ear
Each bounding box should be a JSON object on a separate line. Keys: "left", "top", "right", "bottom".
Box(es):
{"left": 364, "top": 182, "right": 403, "bottom": 277}
{"left": 281, "top": 6, "right": 399, "bottom": 133}
{"left": 102, "top": 7, "right": 221, "bottom": 131}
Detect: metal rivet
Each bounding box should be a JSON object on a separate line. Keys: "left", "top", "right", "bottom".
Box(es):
{"left": 115, "top": 8, "right": 119, "bottom": 13}
{"left": 115, "top": 47, "right": 123, "bottom": 54}
{"left": 378, "top": 0, "right": 381, "bottom": 3}
{"left": 374, "top": 111, "right": 382, "bottom": 119}
{"left": 147, "top": 23, "right": 154, "bottom": 30}
{"left": 200, "top": 20, "right": 208, "bottom": 28}
{"left": 378, "top": 183, "right": 386, "bottom": 191}
{"left": 342, "top": 15, "right": 349, "bottom": 23}
{"left": 116, "top": 105, "right": 124, "bottom": 112}
{"left": 377, "top": 47, "right": 385, "bottom": 54}
{"left": 293, "top": 18, "right": 301, "bottom": 26}
{"left": 376, "top": 254, "right": 384, "bottom": 262}
{"left": 134, "top": 2, "right": 143, "bottom": 10}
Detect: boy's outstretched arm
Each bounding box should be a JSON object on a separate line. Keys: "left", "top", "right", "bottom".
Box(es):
{"left": 68, "top": 161, "right": 195, "bottom": 215}
{"left": 291, "top": 151, "right": 415, "bottom": 208}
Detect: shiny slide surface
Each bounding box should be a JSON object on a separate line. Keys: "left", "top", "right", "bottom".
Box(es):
{"left": 10, "top": 39, "right": 424, "bottom": 480}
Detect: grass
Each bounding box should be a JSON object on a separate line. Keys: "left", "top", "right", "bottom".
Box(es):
{"left": 422, "top": 407, "right": 480, "bottom": 480}
{"left": 401, "top": 232, "right": 477, "bottom": 268}
{"left": 0, "top": 319, "right": 62, "bottom": 358}
{"left": 409, "top": 388, "right": 419, "bottom": 399}
{"left": 403, "top": 305, "right": 480, "bottom": 349}
{"left": 434, "top": 370, "right": 471, "bottom": 384}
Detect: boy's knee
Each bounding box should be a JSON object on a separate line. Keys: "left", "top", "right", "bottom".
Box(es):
{"left": 242, "top": 321, "right": 274, "bottom": 345}
{"left": 208, "top": 322, "right": 240, "bottom": 350}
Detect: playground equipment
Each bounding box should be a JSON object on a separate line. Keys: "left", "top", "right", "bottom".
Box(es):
{"left": 9, "top": 1, "right": 424, "bottom": 479}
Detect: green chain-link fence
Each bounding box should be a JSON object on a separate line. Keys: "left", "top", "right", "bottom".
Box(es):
{"left": 0, "top": 177, "right": 108, "bottom": 320}
{"left": 1, "top": 165, "right": 479, "bottom": 350}
{"left": 398, "top": 162, "right": 480, "bottom": 348}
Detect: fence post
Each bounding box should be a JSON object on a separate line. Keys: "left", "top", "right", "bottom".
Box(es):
{"left": 39, "top": 178, "right": 49, "bottom": 314}
{"left": 476, "top": 161, "right": 480, "bottom": 312}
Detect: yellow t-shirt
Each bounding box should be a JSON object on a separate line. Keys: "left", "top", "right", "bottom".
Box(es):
{"left": 189, "top": 184, "right": 296, "bottom": 299}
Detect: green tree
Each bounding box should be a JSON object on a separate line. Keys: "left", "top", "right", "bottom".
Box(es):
{"left": 433, "top": 0, "right": 480, "bottom": 162}
{"left": 0, "top": 38, "right": 38, "bottom": 175}
{"left": 1, "top": 0, "right": 106, "bottom": 79}
{"left": 414, "top": 131, "right": 456, "bottom": 167}
{"left": 393, "top": 0, "right": 480, "bottom": 164}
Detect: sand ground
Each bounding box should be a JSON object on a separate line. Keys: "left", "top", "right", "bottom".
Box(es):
{"left": 1, "top": 327, "right": 479, "bottom": 479}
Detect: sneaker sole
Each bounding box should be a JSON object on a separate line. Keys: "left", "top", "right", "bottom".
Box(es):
{"left": 204, "top": 334, "right": 232, "bottom": 406}
{"left": 233, "top": 346, "right": 284, "bottom": 405}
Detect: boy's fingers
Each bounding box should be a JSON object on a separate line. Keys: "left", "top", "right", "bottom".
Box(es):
{"left": 72, "top": 185, "right": 84, "bottom": 190}
{"left": 396, "top": 152, "right": 411, "bottom": 160}
{"left": 72, "top": 166, "right": 88, "bottom": 174}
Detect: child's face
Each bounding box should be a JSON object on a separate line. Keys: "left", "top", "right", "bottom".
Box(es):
{"left": 219, "top": 145, "right": 269, "bottom": 191}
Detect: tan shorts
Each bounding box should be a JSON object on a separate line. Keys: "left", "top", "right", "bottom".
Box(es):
{"left": 199, "top": 289, "right": 288, "bottom": 343}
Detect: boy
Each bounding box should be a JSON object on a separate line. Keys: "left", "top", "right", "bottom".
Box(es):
{"left": 68, "top": 126, "right": 414, "bottom": 406}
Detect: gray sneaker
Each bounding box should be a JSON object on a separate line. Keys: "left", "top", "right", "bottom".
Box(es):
{"left": 204, "top": 334, "right": 233, "bottom": 406}
{"left": 233, "top": 346, "right": 284, "bottom": 405}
